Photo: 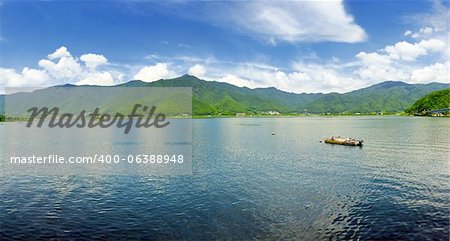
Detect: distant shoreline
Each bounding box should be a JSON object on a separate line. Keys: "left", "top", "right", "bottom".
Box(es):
{"left": 192, "top": 114, "right": 448, "bottom": 119}
{"left": 2, "top": 113, "right": 449, "bottom": 123}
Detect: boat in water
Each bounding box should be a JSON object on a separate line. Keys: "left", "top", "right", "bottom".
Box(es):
{"left": 323, "top": 136, "right": 363, "bottom": 146}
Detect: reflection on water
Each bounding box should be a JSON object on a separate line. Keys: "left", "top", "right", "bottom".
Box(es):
{"left": 2, "top": 120, "right": 192, "bottom": 176}
{"left": 0, "top": 117, "right": 449, "bottom": 240}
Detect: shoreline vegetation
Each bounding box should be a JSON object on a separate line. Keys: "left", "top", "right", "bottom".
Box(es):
{"left": 1, "top": 112, "right": 448, "bottom": 123}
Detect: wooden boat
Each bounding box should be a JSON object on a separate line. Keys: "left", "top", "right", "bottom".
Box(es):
{"left": 324, "top": 136, "right": 363, "bottom": 146}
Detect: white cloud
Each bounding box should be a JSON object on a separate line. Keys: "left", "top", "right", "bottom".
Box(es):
{"left": 356, "top": 52, "right": 392, "bottom": 65}
{"left": 217, "top": 75, "right": 254, "bottom": 88}
{"left": 355, "top": 32, "right": 447, "bottom": 84}
{"left": 405, "top": 1, "right": 448, "bottom": 41}
{"left": 76, "top": 72, "right": 115, "bottom": 85}
{"left": 133, "top": 63, "right": 171, "bottom": 82}
{"left": 410, "top": 62, "right": 448, "bottom": 83}
{"left": 288, "top": 72, "right": 312, "bottom": 83}
{"left": 0, "top": 68, "right": 22, "bottom": 87}
{"left": 188, "top": 64, "right": 206, "bottom": 77}
{"left": 80, "top": 53, "right": 108, "bottom": 69}
{"left": 411, "top": 33, "right": 421, "bottom": 39}
{"left": 419, "top": 38, "right": 446, "bottom": 52}
{"left": 384, "top": 41, "right": 426, "bottom": 61}
{"left": 47, "top": 46, "right": 71, "bottom": 60}
{"left": 214, "top": 0, "right": 366, "bottom": 43}
{"left": 356, "top": 45, "right": 415, "bottom": 82}
{"left": 1, "top": 46, "right": 122, "bottom": 88}
{"left": 408, "top": 1, "right": 449, "bottom": 36}
{"left": 384, "top": 39, "right": 445, "bottom": 61}
{"left": 204, "top": 61, "right": 362, "bottom": 93}
{"left": 21, "top": 67, "right": 49, "bottom": 85}
{"left": 356, "top": 62, "right": 409, "bottom": 82}
{"left": 351, "top": 1, "right": 448, "bottom": 85}
{"left": 408, "top": 27, "right": 436, "bottom": 39}
{"left": 0, "top": 67, "right": 49, "bottom": 88}
{"left": 40, "top": 47, "right": 122, "bottom": 86}
{"left": 38, "top": 54, "right": 82, "bottom": 80}
{"left": 420, "top": 27, "right": 434, "bottom": 35}
{"left": 148, "top": 1, "right": 366, "bottom": 44}
{"left": 290, "top": 62, "right": 362, "bottom": 93}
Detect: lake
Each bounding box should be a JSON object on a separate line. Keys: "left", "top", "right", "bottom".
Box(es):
{"left": 0, "top": 117, "right": 448, "bottom": 240}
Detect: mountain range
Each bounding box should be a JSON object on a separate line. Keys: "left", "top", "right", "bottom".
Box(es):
{"left": 1, "top": 75, "right": 449, "bottom": 115}
{"left": 121, "top": 75, "right": 449, "bottom": 114}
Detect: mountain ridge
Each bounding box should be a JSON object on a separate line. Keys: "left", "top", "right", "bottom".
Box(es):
{"left": 1, "top": 75, "right": 449, "bottom": 115}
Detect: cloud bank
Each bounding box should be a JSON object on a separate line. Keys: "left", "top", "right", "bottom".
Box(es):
{"left": 1, "top": 46, "right": 122, "bottom": 88}
{"left": 225, "top": 0, "right": 367, "bottom": 43}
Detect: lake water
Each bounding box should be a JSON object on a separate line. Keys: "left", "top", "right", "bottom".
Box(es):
{"left": 0, "top": 117, "right": 449, "bottom": 240}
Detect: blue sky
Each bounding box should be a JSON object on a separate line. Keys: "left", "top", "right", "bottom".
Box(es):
{"left": 0, "top": 0, "right": 448, "bottom": 93}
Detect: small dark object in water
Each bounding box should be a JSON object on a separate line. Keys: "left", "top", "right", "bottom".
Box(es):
{"left": 272, "top": 133, "right": 275, "bottom": 135}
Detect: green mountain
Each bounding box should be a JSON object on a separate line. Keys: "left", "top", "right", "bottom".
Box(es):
{"left": 304, "top": 81, "right": 449, "bottom": 113}
{"left": 119, "top": 76, "right": 449, "bottom": 114}
{"left": 2, "top": 85, "right": 192, "bottom": 117}
{"left": 1, "top": 75, "right": 449, "bottom": 116}
{"left": 405, "top": 88, "right": 450, "bottom": 114}
{"left": 118, "top": 75, "right": 323, "bottom": 115}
